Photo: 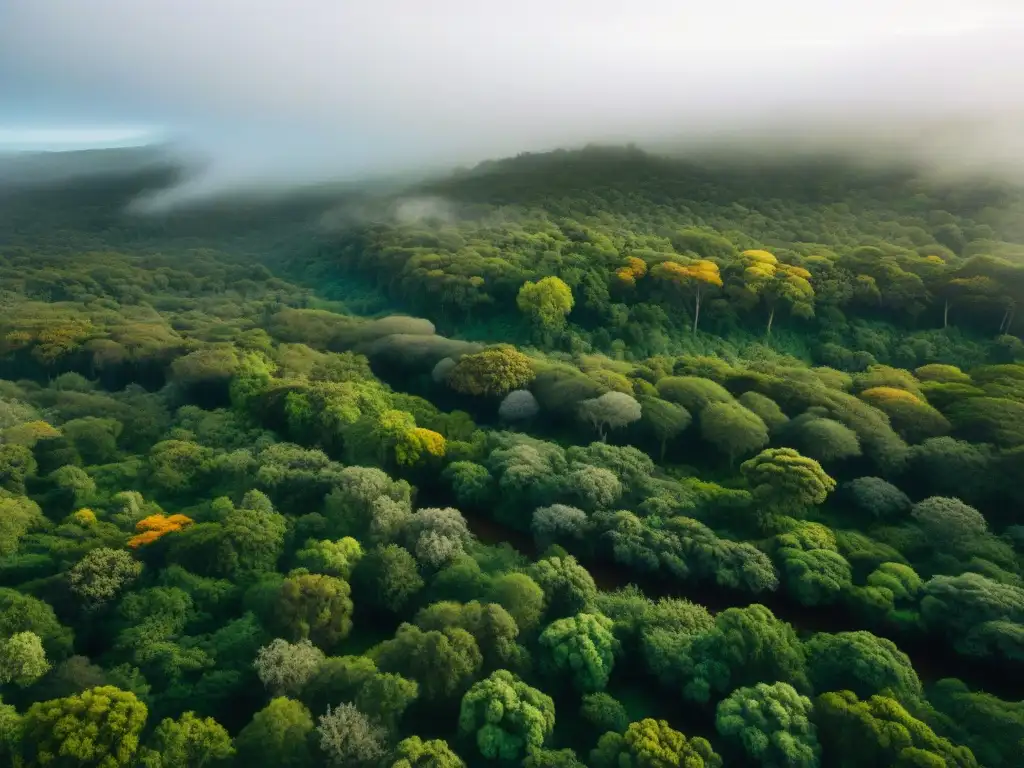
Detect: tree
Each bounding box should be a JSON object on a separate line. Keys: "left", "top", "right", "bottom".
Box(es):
{"left": 738, "top": 391, "right": 790, "bottom": 431}
{"left": 20, "top": 686, "right": 148, "bottom": 768}
{"left": 0, "top": 443, "right": 36, "bottom": 495}
{"left": 458, "top": 670, "right": 555, "bottom": 762}
{"left": 910, "top": 496, "right": 988, "bottom": 548}
{"left": 805, "top": 631, "right": 922, "bottom": 702}
{"left": 295, "top": 538, "right": 363, "bottom": 579}
{"left": 650, "top": 259, "right": 723, "bottom": 332}
{"left": 741, "top": 448, "right": 836, "bottom": 519}
{"left": 676, "top": 604, "right": 809, "bottom": 704}
{"left": 732, "top": 249, "right": 815, "bottom": 334}
{"left": 814, "top": 690, "right": 977, "bottom": 768}
{"left": 219, "top": 490, "right": 287, "bottom": 576}
{"left": 404, "top": 507, "right": 473, "bottom": 570}
{"left": 498, "top": 390, "right": 540, "bottom": 424}
{"left": 528, "top": 556, "right": 598, "bottom": 620}
{"left": 919, "top": 573, "right": 1024, "bottom": 659}
{"left": 699, "top": 401, "right": 769, "bottom": 465}
{"left": 523, "top": 748, "right": 586, "bottom": 768}
{"left": 489, "top": 573, "right": 545, "bottom": 633}
{"left": 254, "top": 638, "right": 326, "bottom": 697}
{"left": 394, "top": 427, "right": 447, "bottom": 467}
{"left": 0, "top": 496, "right": 45, "bottom": 557}
{"left": 0, "top": 632, "right": 49, "bottom": 687}
{"left": 0, "top": 589, "right": 73, "bottom": 660}
{"left": 655, "top": 376, "right": 732, "bottom": 412}
{"left": 842, "top": 477, "right": 911, "bottom": 521}
{"left": 538, "top": 612, "right": 618, "bottom": 692}
{"left": 352, "top": 545, "right": 424, "bottom": 615}
{"left": 233, "top": 697, "right": 316, "bottom": 768}
{"left": 716, "top": 682, "right": 820, "bottom": 768}
{"left": 591, "top": 718, "right": 722, "bottom": 768}
{"left": 372, "top": 624, "right": 482, "bottom": 702}
{"left": 316, "top": 703, "right": 387, "bottom": 768}
{"left": 414, "top": 601, "right": 525, "bottom": 672}
{"left": 785, "top": 415, "right": 862, "bottom": 463}
{"left": 137, "top": 711, "right": 234, "bottom": 768}
{"left": 577, "top": 392, "right": 642, "bottom": 441}
{"left": 276, "top": 574, "right": 354, "bottom": 650}
{"left": 776, "top": 546, "right": 853, "bottom": 606}
{"left": 69, "top": 548, "right": 143, "bottom": 605}
{"left": 447, "top": 346, "right": 535, "bottom": 397}
{"left": 859, "top": 387, "right": 950, "bottom": 443}
{"left": 639, "top": 397, "right": 691, "bottom": 459}
{"left": 532, "top": 504, "right": 589, "bottom": 551}
{"left": 564, "top": 465, "right": 621, "bottom": 510}
{"left": 517, "top": 277, "right": 574, "bottom": 331}
{"left": 389, "top": 736, "right": 465, "bottom": 768}
{"left": 580, "top": 693, "right": 629, "bottom": 735}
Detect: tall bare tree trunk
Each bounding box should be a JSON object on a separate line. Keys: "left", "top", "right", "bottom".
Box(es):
{"left": 692, "top": 288, "right": 702, "bottom": 334}
{"left": 943, "top": 299, "right": 949, "bottom": 329}
{"left": 766, "top": 306, "right": 775, "bottom": 336}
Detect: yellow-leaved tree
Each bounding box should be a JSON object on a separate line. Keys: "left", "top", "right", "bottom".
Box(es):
{"left": 650, "top": 260, "right": 723, "bottom": 333}
{"left": 731, "top": 250, "right": 815, "bottom": 334}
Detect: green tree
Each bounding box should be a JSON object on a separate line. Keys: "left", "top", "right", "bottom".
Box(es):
{"left": 577, "top": 392, "right": 642, "bottom": 441}
{"left": 0, "top": 589, "right": 74, "bottom": 659}
{"left": 488, "top": 573, "right": 545, "bottom": 633}
{"left": 458, "top": 670, "right": 555, "bottom": 762}
{"left": 276, "top": 574, "right": 354, "bottom": 650}
{"left": 814, "top": 690, "right": 977, "bottom": 768}
{"left": 447, "top": 346, "right": 535, "bottom": 397}
{"left": 21, "top": 686, "right": 148, "bottom": 768}
{"left": 538, "top": 612, "right": 618, "bottom": 692}
{"left": 137, "top": 711, "right": 234, "bottom": 768}
{"left": 352, "top": 545, "right": 424, "bottom": 615}
{"left": 580, "top": 693, "right": 629, "bottom": 735}
{"left": 69, "top": 548, "right": 143, "bottom": 606}
{"left": 371, "top": 624, "right": 482, "bottom": 702}
{"left": 0, "top": 632, "right": 49, "bottom": 687}
{"left": 389, "top": 736, "right": 465, "bottom": 768}
{"left": 699, "top": 401, "right": 769, "bottom": 466}
{"left": 716, "top": 682, "right": 820, "bottom": 768}
{"left": 677, "top": 604, "right": 809, "bottom": 704}
{"left": 639, "top": 397, "right": 691, "bottom": 460}
{"left": 414, "top": 601, "right": 526, "bottom": 672}
{"left": 517, "top": 277, "right": 574, "bottom": 331}
{"left": 528, "top": 556, "right": 598, "bottom": 620}
{"left": 805, "top": 631, "right": 922, "bottom": 702}
{"left": 294, "top": 538, "right": 363, "bottom": 579}
{"left": 741, "top": 448, "right": 836, "bottom": 520}
{"left": 233, "top": 697, "right": 316, "bottom": 768}
{"left": 910, "top": 496, "right": 988, "bottom": 548}
{"left": 591, "top": 718, "right": 722, "bottom": 768}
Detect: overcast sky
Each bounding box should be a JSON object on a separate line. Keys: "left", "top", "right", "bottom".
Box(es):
{"left": 3, "top": 0, "right": 1024, "bottom": 200}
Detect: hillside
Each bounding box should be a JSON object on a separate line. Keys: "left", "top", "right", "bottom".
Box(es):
{"left": 0, "top": 147, "right": 1018, "bottom": 766}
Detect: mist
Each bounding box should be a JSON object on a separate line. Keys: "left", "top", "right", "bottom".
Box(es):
{"left": 3, "top": 0, "right": 1024, "bottom": 208}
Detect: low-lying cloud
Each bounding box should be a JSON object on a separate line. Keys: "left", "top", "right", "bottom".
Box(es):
{"left": 3, "top": 0, "right": 1024, "bottom": 206}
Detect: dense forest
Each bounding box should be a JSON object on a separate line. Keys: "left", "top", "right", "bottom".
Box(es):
{"left": 0, "top": 146, "right": 1021, "bottom": 767}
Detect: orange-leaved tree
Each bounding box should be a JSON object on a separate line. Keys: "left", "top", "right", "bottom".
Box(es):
{"left": 128, "top": 513, "right": 194, "bottom": 548}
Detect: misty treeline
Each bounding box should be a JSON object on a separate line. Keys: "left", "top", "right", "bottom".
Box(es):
{"left": 0, "top": 147, "right": 1019, "bottom": 766}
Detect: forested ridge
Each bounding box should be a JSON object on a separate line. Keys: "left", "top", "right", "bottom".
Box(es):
{"left": 0, "top": 146, "right": 1020, "bottom": 766}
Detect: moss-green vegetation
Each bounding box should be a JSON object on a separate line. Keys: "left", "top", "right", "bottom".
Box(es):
{"left": 0, "top": 147, "right": 1019, "bottom": 766}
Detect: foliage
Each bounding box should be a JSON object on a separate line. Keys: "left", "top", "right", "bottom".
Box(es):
{"left": 716, "top": 682, "right": 820, "bottom": 768}
{"left": 591, "top": 718, "right": 722, "bottom": 768}
{"left": 20, "top": 686, "right": 148, "bottom": 768}
{"left": 538, "top": 612, "right": 618, "bottom": 692}
{"left": 458, "top": 670, "right": 555, "bottom": 762}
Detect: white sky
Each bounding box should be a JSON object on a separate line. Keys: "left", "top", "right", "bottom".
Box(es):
{"left": 3, "top": 1, "right": 1024, "bottom": 197}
